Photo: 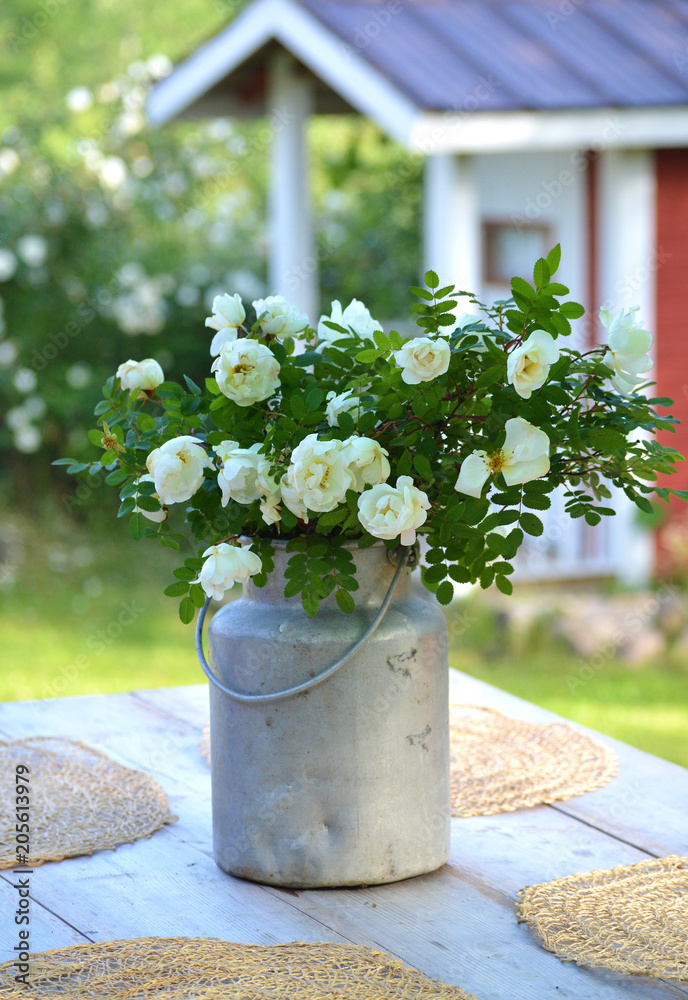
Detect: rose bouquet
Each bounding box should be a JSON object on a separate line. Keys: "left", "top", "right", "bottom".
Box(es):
{"left": 56, "top": 245, "right": 687, "bottom": 619}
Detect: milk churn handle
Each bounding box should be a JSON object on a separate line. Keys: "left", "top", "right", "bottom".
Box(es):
{"left": 195, "top": 545, "right": 412, "bottom": 704}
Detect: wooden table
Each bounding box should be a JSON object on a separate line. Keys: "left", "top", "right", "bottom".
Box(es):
{"left": 1, "top": 671, "right": 687, "bottom": 999}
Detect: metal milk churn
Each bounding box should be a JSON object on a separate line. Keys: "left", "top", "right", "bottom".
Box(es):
{"left": 198, "top": 541, "right": 450, "bottom": 888}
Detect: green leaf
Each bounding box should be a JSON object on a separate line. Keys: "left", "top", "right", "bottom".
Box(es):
{"left": 290, "top": 393, "right": 307, "bottom": 419}
{"left": 436, "top": 580, "right": 454, "bottom": 605}
{"left": 550, "top": 312, "right": 572, "bottom": 336}
{"left": 355, "top": 348, "right": 381, "bottom": 363}
{"left": 410, "top": 286, "right": 434, "bottom": 301}
{"left": 164, "top": 581, "right": 190, "bottom": 597}
{"left": 546, "top": 244, "right": 561, "bottom": 274}
{"left": 136, "top": 412, "right": 157, "bottom": 433}
{"left": 179, "top": 596, "right": 196, "bottom": 624}
{"left": 495, "top": 575, "right": 513, "bottom": 596}
{"left": 423, "top": 564, "right": 447, "bottom": 585}
{"left": 520, "top": 512, "right": 544, "bottom": 536}
{"left": 533, "top": 257, "right": 550, "bottom": 289}
{"left": 336, "top": 589, "right": 355, "bottom": 613}
{"left": 283, "top": 579, "right": 302, "bottom": 599}
{"left": 128, "top": 513, "right": 147, "bottom": 540}
{"left": 302, "top": 586, "right": 320, "bottom": 617}
{"left": 189, "top": 583, "right": 206, "bottom": 608}
{"left": 560, "top": 301, "right": 585, "bottom": 320}
{"left": 184, "top": 375, "right": 202, "bottom": 395}
{"left": 425, "top": 270, "right": 439, "bottom": 289}
{"left": 522, "top": 493, "right": 551, "bottom": 510}
{"left": 511, "top": 276, "right": 535, "bottom": 300}
{"left": 52, "top": 457, "right": 78, "bottom": 466}
{"left": 413, "top": 453, "right": 434, "bottom": 482}
{"left": 317, "top": 507, "right": 348, "bottom": 527}
{"left": 305, "top": 387, "right": 324, "bottom": 410}
{"left": 587, "top": 428, "right": 627, "bottom": 452}
{"left": 634, "top": 495, "right": 654, "bottom": 514}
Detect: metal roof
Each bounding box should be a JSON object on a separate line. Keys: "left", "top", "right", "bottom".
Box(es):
{"left": 300, "top": 0, "right": 688, "bottom": 111}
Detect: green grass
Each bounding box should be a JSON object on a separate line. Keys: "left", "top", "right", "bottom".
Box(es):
{"left": 0, "top": 513, "right": 200, "bottom": 701}
{"left": 448, "top": 601, "right": 688, "bottom": 769}
{"left": 2, "top": 512, "right": 687, "bottom": 769}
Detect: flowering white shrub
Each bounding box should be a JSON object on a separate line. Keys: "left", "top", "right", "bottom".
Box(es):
{"left": 56, "top": 246, "right": 687, "bottom": 619}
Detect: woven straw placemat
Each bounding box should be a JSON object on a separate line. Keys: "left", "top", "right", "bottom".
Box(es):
{"left": 517, "top": 856, "right": 688, "bottom": 980}
{"left": 450, "top": 705, "right": 618, "bottom": 816}
{"left": 0, "top": 937, "right": 480, "bottom": 998}
{"left": 0, "top": 738, "right": 175, "bottom": 868}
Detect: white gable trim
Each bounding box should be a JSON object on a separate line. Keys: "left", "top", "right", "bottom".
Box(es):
{"left": 411, "top": 106, "right": 688, "bottom": 154}
{"left": 146, "top": 0, "right": 420, "bottom": 146}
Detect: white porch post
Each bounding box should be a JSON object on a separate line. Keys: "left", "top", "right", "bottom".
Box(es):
{"left": 598, "top": 149, "right": 657, "bottom": 585}
{"left": 267, "top": 52, "right": 318, "bottom": 321}
{"left": 423, "top": 153, "right": 480, "bottom": 302}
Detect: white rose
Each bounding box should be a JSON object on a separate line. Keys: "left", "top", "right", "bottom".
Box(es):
{"left": 342, "top": 435, "right": 390, "bottom": 491}
{"left": 116, "top": 358, "right": 164, "bottom": 391}
{"left": 260, "top": 493, "right": 281, "bottom": 526}
{"left": 133, "top": 474, "right": 166, "bottom": 523}
{"left": 325, "top": 390, "right": 361, "bottom": 428}
{"left": 206, "top": 293, "right": 246, "bottom": 356}
{"left": 252, "top": 295, "right": 308, "bottom": 338}
{"left": 195, "top": 542, "right": 262, "bottom": 601}
{"left": 455, "top": 417, "right": 550, "bottom": 499}
{"left": 600, "top": 306, "right": 653, "bottom": 395}
{"left": 215, "top": 441, "right": 267, "bottom": 506}
{"left": 317, "top": 298, "right": 382, "bottom": 350}
{"left": 211, "top": 339, "right": 280, "bottom": 406}
{"left": 146, "top": 435, "right": 213, "bottom": 505}
{"left": 256, "top": 469, "right": 282, "bottom": 525}
{"left": 394, "top": 337, "right": 450, "bottom": 385}
{"left": 357, "top": 475, "right": 430, "bottom": 546}
{"left": 507, "top": 331, "right": 559, "bottom": 399}
{"left": 279, "top": 473, "right": 309, "bottom": 523}
{"left": 286, "top": 434, "right": 353, "bottom": 513}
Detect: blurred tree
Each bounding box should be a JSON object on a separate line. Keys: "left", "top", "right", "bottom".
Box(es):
{"left": 0, "top": 0, "right": 421, "bottom": 508}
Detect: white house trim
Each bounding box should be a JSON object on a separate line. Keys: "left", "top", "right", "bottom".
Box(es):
{"left": 411, "top": 106, "right": 688, "bottom": 155}
{"left": 146, "top": 0, "right": 419, "bottom": 147}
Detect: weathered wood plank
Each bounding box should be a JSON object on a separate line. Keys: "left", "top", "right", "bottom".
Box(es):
{"left": 0, "top": 690, "right": 686, "bottom": 998}
{"left": 0, "top": 872, "right": 92, "bottom": 960}
{"left": 132, "top": 685, "right": 209, "bottom": 730}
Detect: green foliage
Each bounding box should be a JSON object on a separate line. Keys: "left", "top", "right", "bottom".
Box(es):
{"left": 52, "top": 244, "right": 688, "bottom": 620}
